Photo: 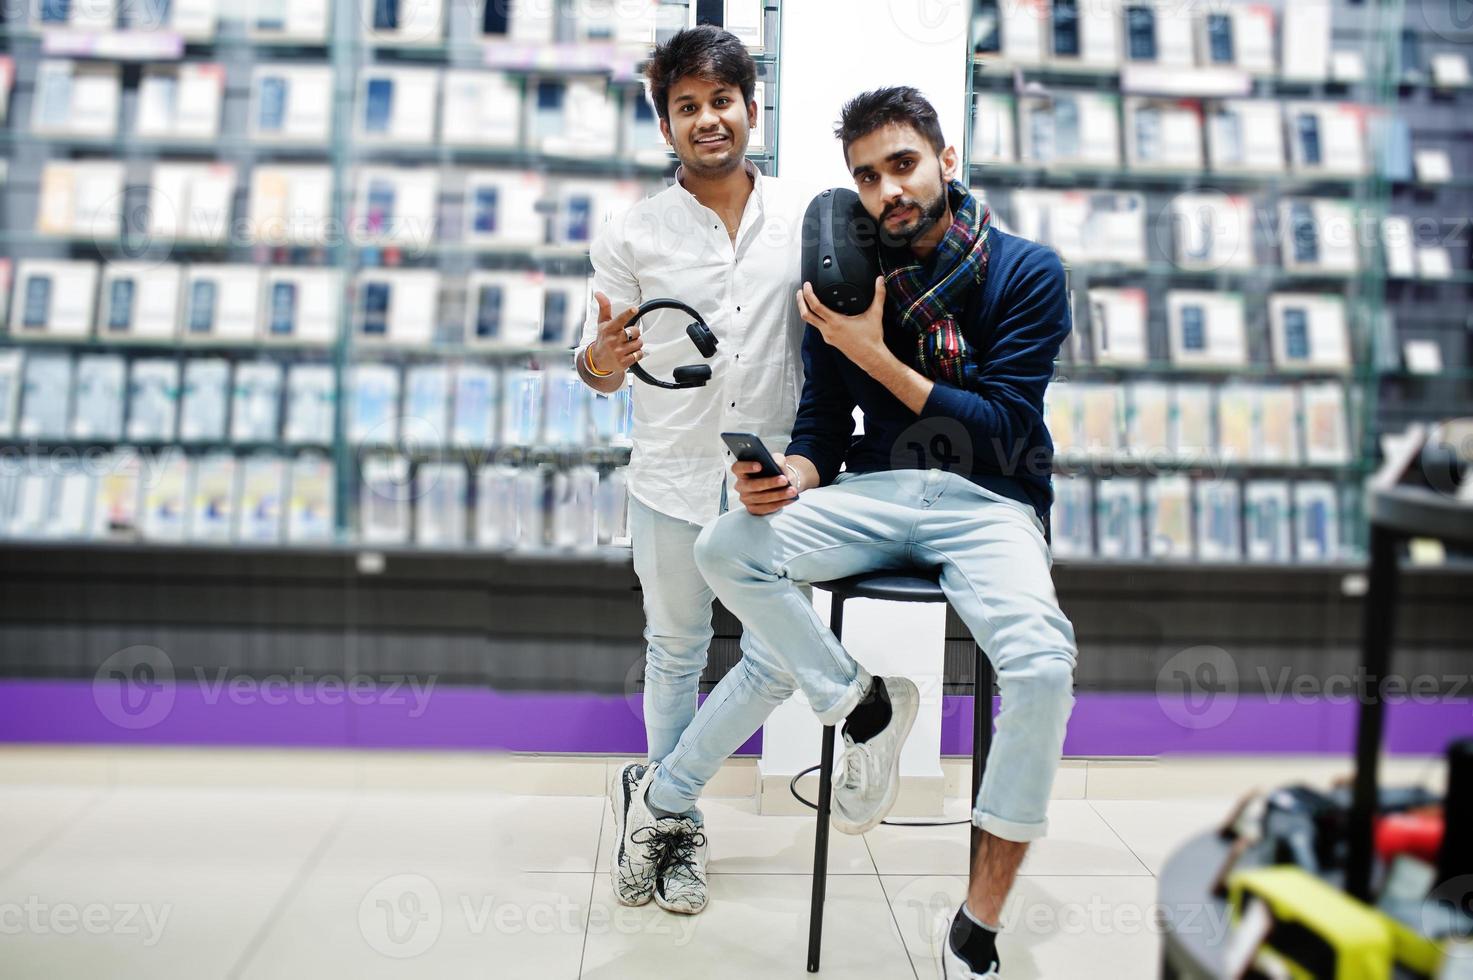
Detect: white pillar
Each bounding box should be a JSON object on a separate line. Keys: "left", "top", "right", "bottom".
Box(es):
{"left": 759, "top": 0, "right": 972, "bottom": 816}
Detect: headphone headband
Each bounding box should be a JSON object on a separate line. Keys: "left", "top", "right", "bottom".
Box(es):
{"left": 626, "top": 298, "right": 719, "bottom": 390}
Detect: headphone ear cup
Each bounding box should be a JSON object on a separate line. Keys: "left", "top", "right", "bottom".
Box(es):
{"left": 686, "top": 320, "right": 719, "bottom": 358}
{"left": 672, "top": 364, "right": 712, "bottom": 387}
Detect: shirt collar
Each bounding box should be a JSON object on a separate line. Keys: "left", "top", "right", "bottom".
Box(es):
{"left": 671, "top": 158, "right": 764, "bottom": 215}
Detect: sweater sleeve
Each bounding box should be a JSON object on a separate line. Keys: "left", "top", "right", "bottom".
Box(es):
{"left": 784, "top": 323, "right": 858, "bottom": 487}
{"left": 918, "top": 247, "right": 1070, "bottom": 468}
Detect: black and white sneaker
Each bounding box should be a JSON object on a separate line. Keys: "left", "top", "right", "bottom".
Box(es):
{"left": 609, "top": 761, "right": 659, "bottom": 906}
{"left": 934, "top": 910, "right": 1001, "bottom": 978}
{"left": 649, "top": 815, "right": 708, "bottom": 915}
{"left": 831, "top": 675, "right": 920, "bottom": 835}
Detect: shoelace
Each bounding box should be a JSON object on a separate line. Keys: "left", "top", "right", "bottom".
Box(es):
{"left": 632, "top": 822, "right": 707, "bottom": 888}
{"left": 840, "top": 742, "right": 871, "bottom": 797}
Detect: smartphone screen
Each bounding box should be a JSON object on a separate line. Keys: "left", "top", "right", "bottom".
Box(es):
{"left": 1290, "top": 202, "right": 1319, "bottom": 265}
{"left": 269, "top": 281, "right": 298, "bottom": 336}
{"left": 1180, "top": 306, "right": 1206, "bottom": 351}
{"left": 482, "top": 0, "right": 510, "bottom": 35}
{"left": 188, "top": 280, "right": 217, "bottom": 334}
{"left": 1297, "top": 113, "right": 1322, "bottom": 166}
{"left": 361, "top": 282, "right": 390, "bottom": 336}
{"left": 566, "top": 195, "right": 592, "bottom": 243}
{"left": 1207, "top": 13, "right": 1234, "bottom": 64}
{"left": 373, "top": 0, "right": 399, "bottom": 31}
{"left": 694, "top": 0, "right": 723, "bottom": 27}
{"left": 475, "top": 285, "right": 503, "bottom": 340}
{"left": 364, "top": 77, "right": 393, "bottom": 134}
{"left": 107, "top": 278, "right": 136, "bottom": 332}
{"left": 258, "top": 76, "right": 287, "bottom": 133}
{"left": 23, "top": 276, "right": 52, "bottom": 329}
{"left": 541, "top": 291, "right": 568, "bottom": 344}
{"left": 472, "top": 186, "right": 499, "bottom": 234}
{"left": 1283, "top": 308, "right": 1311, "bottom": 361}
{"left": 1125, "top": 5, "right": 1157, "bottom": 61}
{"left": 1052, "top": 0, "right": 1079, "bottom": 57}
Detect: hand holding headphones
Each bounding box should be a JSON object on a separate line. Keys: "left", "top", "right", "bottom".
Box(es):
{"left": 589, "top": 293, "right": 719, "bottom": 390}
{"left": 588, "top": 292, "right": 645, "bottom": 375}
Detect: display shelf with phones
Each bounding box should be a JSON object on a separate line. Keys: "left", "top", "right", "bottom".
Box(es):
{"left": 0, "top": 0, "right": 785, "bottom": 554}
{"left": 966, "top": 0, "right": 1473, "bottom": 566}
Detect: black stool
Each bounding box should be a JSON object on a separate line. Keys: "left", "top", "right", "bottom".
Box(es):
{"left": 803, "top": 569, "right": 994, "bottom": 973}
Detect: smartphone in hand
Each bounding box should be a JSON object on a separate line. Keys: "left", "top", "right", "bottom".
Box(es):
{"left": 721, "top": 432, "right": 783, "bottom": 479}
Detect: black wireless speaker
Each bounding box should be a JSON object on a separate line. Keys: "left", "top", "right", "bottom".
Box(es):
{"left": 801, "top": 187, "right": 880, "bottom": 316}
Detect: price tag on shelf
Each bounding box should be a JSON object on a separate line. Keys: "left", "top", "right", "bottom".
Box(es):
{"left": 1413, "top": 149, "right": 1453, "bottom": 184}
{"left": 1432, "top": 53, "right": 1471, "bottom": 89}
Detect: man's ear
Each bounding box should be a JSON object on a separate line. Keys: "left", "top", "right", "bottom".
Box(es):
{"left": 659, "top": 116, "right": 672, "bottom": 147}
{"left": 748, "top": 98, "right": 759, "bottom": 131}
{"left": 939, "top": 144, "right": 959, "bottom": 182}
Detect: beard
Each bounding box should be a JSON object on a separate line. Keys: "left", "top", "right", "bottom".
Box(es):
{"left": 675, "top": 124, "right": 750, "bottom": 178}
{"left": 878, "top": 178, "right": 950, "bottom": 247}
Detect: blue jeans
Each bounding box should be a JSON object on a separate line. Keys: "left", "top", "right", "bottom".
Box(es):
{"left": 629, "top": 495, "right": 799, "bottom": 817}
{"left": 691, "top": 469, "right": 1078, "bottom": 842}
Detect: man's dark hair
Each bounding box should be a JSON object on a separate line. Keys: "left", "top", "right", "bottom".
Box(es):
{"left": 644, "top": 25, "right": 757, "bottom": 125}
{"left": 834, "top": 86, "right": 946, "bottom": 161}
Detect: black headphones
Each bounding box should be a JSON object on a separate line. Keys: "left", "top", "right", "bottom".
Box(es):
{"left": 801, "top": 187, "right": 881, "bottom": 316}
{"left": 626, "top": 298, "right": 720, "bottom": 390}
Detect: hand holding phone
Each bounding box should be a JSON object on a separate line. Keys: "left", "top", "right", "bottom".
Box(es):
{"left": 722, "top": 431, "right": 799, "bottom": 516}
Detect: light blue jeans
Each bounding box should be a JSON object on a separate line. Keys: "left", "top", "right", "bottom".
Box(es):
{"left": 691, "top": 469, "right": 1078, "bottom": 842}
{"left": 629, "top": 495, "right": 800, "bottom": 817}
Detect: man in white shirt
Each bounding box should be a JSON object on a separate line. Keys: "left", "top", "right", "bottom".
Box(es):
{"left": 575, "top": 26, "right": 812, "bottom": 917}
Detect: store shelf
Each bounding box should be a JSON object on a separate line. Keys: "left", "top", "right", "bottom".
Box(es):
{"left": 1386, "top": 270, "right": 1473, "bottom": 286}
{"left": 971, "top": 56, "right": 1378, "bottom": 99}
{"left": 971, "top": 161, "right": 1363, "bottom": 192}
{"left": 0, "top": 336, "right": 339, "bottom": 353}
{"left": 1052, "top": 455, "right": 1371, "bottom": 476}
{"left": 1055, "top": 361, "right": 1358, "bottom": 381}
{"left": 1065, "top": 261, "right": 1363, "bottom": 284}
{"left": 0, "top": 534, "right": 638, "bottom": 565}
{"left": 0, "top": 131, "right": 334, "bottom": 158}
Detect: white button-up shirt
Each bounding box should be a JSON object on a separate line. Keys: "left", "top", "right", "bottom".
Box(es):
{"left": 578, "top": 161, "right": 818, "bottom": 526}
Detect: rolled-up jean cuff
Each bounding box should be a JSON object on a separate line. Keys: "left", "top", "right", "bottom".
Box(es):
{"left": 972, "top": 808, "right": 1049, "bottom": 843}
{"left": 814, "top": 666, "right": 872, "bottom": 727}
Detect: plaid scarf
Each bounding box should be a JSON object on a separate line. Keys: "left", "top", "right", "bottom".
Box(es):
{"left": 879, "top": 179, "right": 992, "bottom": 388}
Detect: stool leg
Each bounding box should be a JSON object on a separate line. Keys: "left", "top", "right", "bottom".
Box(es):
{"left": 809, "top": 724, "right": 836, "bottom": 973}
{"left": 970, "top": 644, "right": 993, "bottom": 865}
{"left": 808, "top": 596, "right": 846, "bottom": 973}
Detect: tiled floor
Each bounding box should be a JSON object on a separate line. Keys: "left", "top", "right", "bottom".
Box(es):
{"left": 0, "top": 748, "right": 1442, "bottom": 979}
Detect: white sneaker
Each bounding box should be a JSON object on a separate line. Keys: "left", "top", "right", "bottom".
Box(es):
{"left": 609, "top": 762, "right": 659, "bottom": 906}
{"left": 934, "top": 909, "right": 1001, "bottom": 979}
{"left": 650, "top": 814, "right": 708, "bottom": 915}
{"left": 831, "top": 676, "right": 919, "bottom": 835}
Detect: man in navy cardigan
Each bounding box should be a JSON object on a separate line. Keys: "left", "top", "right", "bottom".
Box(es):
{"left": 694, "top": 87, "right": 1078, "bottom": 979}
